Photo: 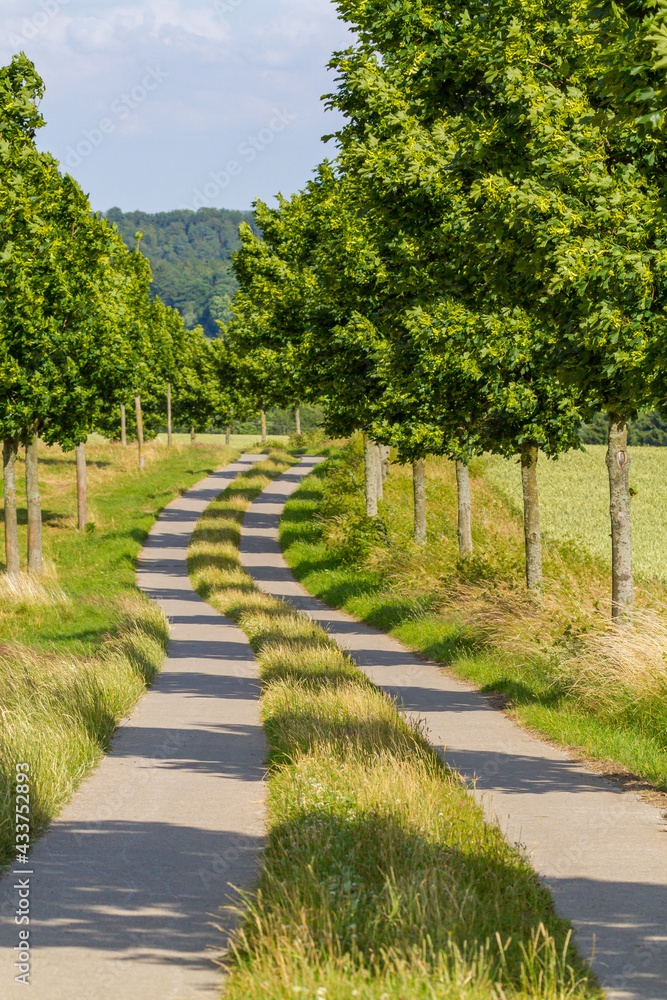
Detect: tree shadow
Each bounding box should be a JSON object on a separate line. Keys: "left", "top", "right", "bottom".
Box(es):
{"left": 247, "top": 807, "right": 595, "bottom": 993}
{"left": 0, "top": 508, "right": 70, "bottom": 527}
{"left": 0, "top": 820, "right": 265, "bottom": 989}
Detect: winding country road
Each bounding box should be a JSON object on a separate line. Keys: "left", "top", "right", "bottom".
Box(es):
{"left": 2, "top": 451, "right": 667, "bottom": 1000}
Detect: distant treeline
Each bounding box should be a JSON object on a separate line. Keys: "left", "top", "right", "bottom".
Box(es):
{"left": 580, "top": 410, "right": 667, "bottom": 447}
{"left": 106, "top": 207, "right": 258, "bottom": 336}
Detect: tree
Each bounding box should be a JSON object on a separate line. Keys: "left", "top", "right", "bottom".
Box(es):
{"left": 227, "top": 203, "right": 324, "bottom": 442}
{"left": 0, "top": 54, "right": 139, "bottom": 567}
{"left": 374, "top": 304, "right": 585, "bottom": 588}
{"left": 326, "top": 0, "right": 667, "bottom": 614}
{"left": 107, "top": 206, "right": 258, "bottom": 336}
{"left": 171, "top": 325, "right": 221, "bottom": 441}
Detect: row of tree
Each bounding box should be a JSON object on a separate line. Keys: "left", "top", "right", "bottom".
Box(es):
{"left": 224, "top": 0, "right": 667, "bottom": 619}
{"left": 0, "top": 55, "right": 278, "bottom": 578}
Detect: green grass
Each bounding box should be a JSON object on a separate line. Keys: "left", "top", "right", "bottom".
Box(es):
{"left": 0, "top": 594, "right": 169, "bottom": 869}
{"left": 188, "top": 471, "right": 597, "bottom": 1000}
{"left": 280, "top": 442, "right": 667, "bottom": 791}
{"left": 0, "top": 434, "right": 243, "bottom": 869}
{"left": 1, "top": 437, "right": 241, "bottom": 654}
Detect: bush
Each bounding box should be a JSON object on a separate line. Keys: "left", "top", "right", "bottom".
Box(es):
{"left": 287, "top": 429, "right": 327, "bottom": 452}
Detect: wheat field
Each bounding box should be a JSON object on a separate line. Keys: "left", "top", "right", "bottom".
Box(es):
{"left": 482, "top": 445, "right": 667, "bottom": 584}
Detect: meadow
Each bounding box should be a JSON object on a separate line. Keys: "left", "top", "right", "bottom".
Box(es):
{"left": 483, "top": 445, "right": 667, "bottom": 585}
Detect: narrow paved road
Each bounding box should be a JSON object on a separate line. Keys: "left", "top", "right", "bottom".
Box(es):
{"left": 240, "top": 456, "right": 667, "bottom": 1000}
{"left": 0, "top": 454, "right": 268, "bottom": 1000}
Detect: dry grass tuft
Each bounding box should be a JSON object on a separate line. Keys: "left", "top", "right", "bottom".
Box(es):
{"left": 0, "top": 572, "right": 71, "bottom": 613}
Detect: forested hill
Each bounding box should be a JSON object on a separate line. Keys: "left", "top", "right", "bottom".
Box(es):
{"left": 106, "top": 207, "right": 257, "bottom": 336}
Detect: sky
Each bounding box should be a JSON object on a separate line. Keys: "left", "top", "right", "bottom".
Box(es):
{"left": 0, "top": 0, "right": 353, "bottom": 214}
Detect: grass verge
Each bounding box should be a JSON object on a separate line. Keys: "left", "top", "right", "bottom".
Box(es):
{"left": 0, "top": 435, "right": 242, "bottom": 869}
{"left": 188, "top": 455, "right": 598, "bottom": 999}
{"left": 280, "top": 440, "right": 667, "bottom": 793}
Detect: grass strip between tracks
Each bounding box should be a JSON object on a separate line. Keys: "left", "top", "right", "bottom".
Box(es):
{"left": 188, "top": 457, "right": 598, "bottom": 1000}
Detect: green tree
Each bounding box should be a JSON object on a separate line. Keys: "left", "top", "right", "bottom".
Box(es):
{"left": 327, "top": 0, "right": 667, "bottom": 615}
{"left": 0, "top": 54, "right": 140, "bottom": 569}
{"left": 171, "top": 326, "right": 221, "bottom": 441}
{"left": 107, "top": 206, "right": 258, "bottom": 336}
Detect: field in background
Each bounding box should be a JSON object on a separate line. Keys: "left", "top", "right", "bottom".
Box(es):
{"left": 154, "top": 433, "right": 288, "bottom": 447}
{"left": 483, "top": 445, "right": 667, "bottom": 583}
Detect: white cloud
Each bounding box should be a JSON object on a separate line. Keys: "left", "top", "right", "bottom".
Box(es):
{"left": 0, "top": 0, "right": 353, "bottom": 211}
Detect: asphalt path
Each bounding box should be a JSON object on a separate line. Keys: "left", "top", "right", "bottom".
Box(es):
{"left": 0, "top": 453, "right": 268, "bottom": 1000}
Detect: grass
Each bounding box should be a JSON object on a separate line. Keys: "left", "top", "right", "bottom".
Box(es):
{"left": 280, "top": 439, "right": 667, "bottom": 792}
{"left": 0, "top": 434, "right": 242, "bottom": 869}
{"left": 0, "top": 436, "right": 240, "bottom": 653}
{"left": 154, "top": 433, "right": 289, "bottom": 447}
{"left": 0, "top": 591, "right": 168, "bottom": 866}
{"left": 187, "top": 459, "right": 598, "bottom": 999}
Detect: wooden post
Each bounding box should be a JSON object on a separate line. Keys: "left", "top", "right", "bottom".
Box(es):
{"left": 167, "top": 383, "right": 172, "bottom": 447}
{"left": 295, "top": 406, "right": 301, "bottom": 436}
{"left": 225, "top": 424, "right": 231, "bottom": 447}
{"left": 260, "top": 407, "right": 267, "bottom": 445}
{"left": 606, "top": 414, "right": 633, "bottom": 619}
{"left": 76, "top": 442, "right": 88, "bottom": 532}
{"left": 190, "top": 426, "right": 195, "bottom": 445}
{"left": 120, "top": 403, "right": 127, "bottom": 446}
{"left": 135, "top": 395, "right": 145, "bottom": 471}
{"left": 25, "top": 429, "right": 43, "bottom": 575}
{"left": 3, "top": 436, "right": 20, "bottom": 578}
{"left": 455, "top": 460, "right": 473, "bottom": 560}
{"left": 521, "top": 442, "right": 542, "bottom": 592}
{"left": 413, "top": 458, "right": 427, "bottom": 546}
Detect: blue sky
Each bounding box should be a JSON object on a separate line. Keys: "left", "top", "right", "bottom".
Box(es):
{"left": 0, "top": 0, "right": 352, "bottom": 213}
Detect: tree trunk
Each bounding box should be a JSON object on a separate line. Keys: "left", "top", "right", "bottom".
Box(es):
{"left": 260, "top": 407, "right": 267, "bottom": 445}
{"left": 413, "top": 458, "right": 427, "bottom": 546}
{"left": 120, "top": 403, "right": 127, "bottom": 446}
{"left": 25, "top": 430, "right": 43, "bottom": 575}
{"left": 167, "top": 383, "right": 172, "bottom": 448}
{"left": 521, "top": 442, "right": 542, "bottom": 592}
{"left": 190, "top": 426, "right": 195, "bottom": 445}
{"left": 380, "top": 444, "right": 390, "bottom": 482}
{"left": 76, "top": 442, "right": 87, "bottom": 532}
{"left": 455, "top": 460, "right": 473, "bottom": 560}
{"left": 364, "top": 437, "right": 378, "bottom": 517}
{"left": 606, "top": 414, "right": 633, "bottom": 619}
{"left": 375, "top": 444, "right": 384, "bottom": 501}
{"left": 225, "top": 424, "right": 231, "bottom": 447}
{"left": 135, "top": 395, "right": 145, "bottom": 471}
{"left": 295, "top": 406, "right": 301, "bottom": 436}
{"left": 3, "top": 436, "right": 20, "bottom": 578}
